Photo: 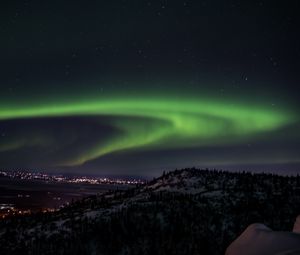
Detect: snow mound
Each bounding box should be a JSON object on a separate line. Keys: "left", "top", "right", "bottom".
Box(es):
{"left": 226, "top": 220, "right": 300, "bottom": 255}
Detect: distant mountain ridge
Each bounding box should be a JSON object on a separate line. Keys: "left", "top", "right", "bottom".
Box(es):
{"left": 0, "top": 168, "right": 300, "bottom": 255}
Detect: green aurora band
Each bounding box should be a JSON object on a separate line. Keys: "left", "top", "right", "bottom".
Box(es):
{"left": 0, "top": 95, "right": 295, "bottom": 166}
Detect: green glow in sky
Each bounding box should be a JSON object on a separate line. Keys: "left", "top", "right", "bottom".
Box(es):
{"left": 0, "top": 94, "right": 294, "bottom": 166}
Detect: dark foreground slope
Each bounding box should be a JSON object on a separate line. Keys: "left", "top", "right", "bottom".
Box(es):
{"left": 0, "top": 168, "right": 300, "bottom": 255}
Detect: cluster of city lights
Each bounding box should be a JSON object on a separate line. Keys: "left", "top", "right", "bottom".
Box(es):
{"left": 0, "top": 203, "right": 59, "bottom": 219}
{"left": 0, "top": 169, "right": 145, "bottom": 185}
{"left": 0, "top": 204, "right": 32, "bottom": 219}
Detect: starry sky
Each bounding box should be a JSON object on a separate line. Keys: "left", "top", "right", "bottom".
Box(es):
{"left": 0, "top": 0, "right": 299, "bottom": 176}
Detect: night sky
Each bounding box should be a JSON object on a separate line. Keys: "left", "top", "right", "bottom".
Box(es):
{"left": 0, "top": 0, "right": 299, "bottom": 176}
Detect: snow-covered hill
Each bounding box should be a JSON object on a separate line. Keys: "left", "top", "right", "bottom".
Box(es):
{"left": 0, "top": 168, "right": 300, "bottom": 255}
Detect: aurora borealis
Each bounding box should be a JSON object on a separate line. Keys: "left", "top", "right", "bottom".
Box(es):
{"left": 1, "top": 1, "right": 299, "bottom": 176}
{"left": 0, "top": 93, "right": 294, "bottom": 165}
